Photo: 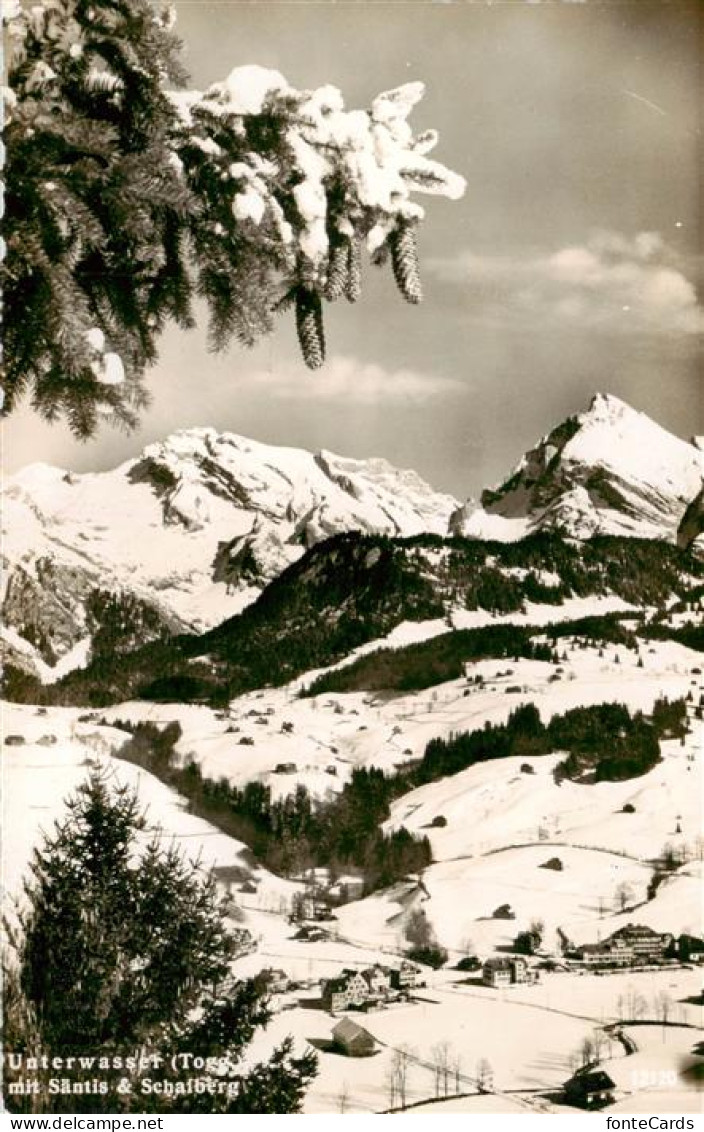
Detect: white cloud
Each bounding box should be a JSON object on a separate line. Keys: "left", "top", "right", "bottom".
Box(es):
{"left": 239, "top": 355, "right": 466, "bottom": 405}
{"left": 428, "top": 231, "right": 704, "bottom": 337}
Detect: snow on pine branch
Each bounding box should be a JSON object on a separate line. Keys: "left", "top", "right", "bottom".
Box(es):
{"left": 175, "top": 66, "right": 465, "bottom": 271}
{"left": 4, "top": 1, "right": 466, "bottom": 435}
{"left": 169, "top": 65, "right": 466, "bottom": 367}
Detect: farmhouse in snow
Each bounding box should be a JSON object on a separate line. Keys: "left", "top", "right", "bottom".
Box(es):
{"left": 676, "top": 933, "right": 704, "bottom": 963}
{"left": 321, "top": 970, "right": 370, "bottom": 1014}
{"left": 563, "top": 1070, "right": 616, "bottom": 1109}
{"left": 255, "top": 967, "right": 290, "bottom": 994}
{"left": 321, "top": 962, "right": 423, "bottom": 1012}
{"left": 482, "top": 956, "right": 530, "bottom": 987}
{"left": 332, "top": 1017, "right": 376, "bottom": 1057}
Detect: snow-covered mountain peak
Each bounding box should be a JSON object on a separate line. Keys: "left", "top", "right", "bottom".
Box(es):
{"left": 2, "top": 429, "right": 459, "bottom": 677}
{"left": 456, "top": 393, "right": 703, "bottom": 543}
{"left": 585, "top": 390, "right": 636, "bottom": 417}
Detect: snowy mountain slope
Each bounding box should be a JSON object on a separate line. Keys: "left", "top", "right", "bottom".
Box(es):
{"left": 0, "top": 703, "right": 296, "bottom": 909}
{"left": 454, "top": 394, "right": 703, "bottom": 543}
{"left": 386, "top": 734, "right": 701, "bottom": 866}
{"left": 1, "top": 429, "right": 458, "bottom": 677}
{"left": 95, "top": 631, "right": 701, "bottom": 806}
{"left": 335, "top": 723, "right": 701, "bottom": 960}
{"left": 4, "top": 655, "right": 701, "bottom": 1115}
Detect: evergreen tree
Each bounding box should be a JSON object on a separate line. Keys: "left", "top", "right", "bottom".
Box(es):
{"left": 2, "top": 771, "right": 317, "bottom": 1112}
{"left": 2, "top": 0, "right": 192, "bottom": 436}
{"left": 2, "top": 1, "right": 465, "bottom": 437}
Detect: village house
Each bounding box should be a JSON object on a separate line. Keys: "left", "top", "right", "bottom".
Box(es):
{"left": 321, "top": 978, "right": 353, "bottom": 1014}
{"left": 294, "top": 924, "right": 328, "bottom": 943}
{"left": 321, "top": 962, "right": 422, "bottom": 1012}
{"left": 361, "top": 965, "right": 392, "bottom": 1000}
{"left": 328, "top": 876, "right": 366, "bottom": 904}
{"left": 295, "top": 895, "right": 335, "bottom": 922}
{"left": 677, "top": 933, "right": 704, "bottom": 963}
{"left": 321, "top": 969, "right": 369, "bottom": 1013}
{"left": 573, "top": 924, "right": 672, "bottom": 968}
{"left": 482, "top": 956, "right": 529, "bottom": 987}
{"left": 332, "top": 1017, "right": 376, "bottom": 1057}
{"left": 563, "top": 1070, "right": 616, "bottom": 1109}
{"left": 575, "top": 937, "right": 634, "bottom": 968}
{"left": 256, "top": 967, "right": 290, "bottom": 994}
{"left": 609, "top": 923, "right": 673, "bottom": 962}
{"left": 390, "top": 960, "right": 423, "bottom": 990}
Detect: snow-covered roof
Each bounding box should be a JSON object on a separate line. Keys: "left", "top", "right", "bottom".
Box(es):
{"left": 332, "top": 1017, "right": 374, "bottom": 1043}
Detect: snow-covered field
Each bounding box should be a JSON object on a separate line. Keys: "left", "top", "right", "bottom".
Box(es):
{"left": 262, "top": 993, "right": 593, "bottom": 1113}
{"left": 96, "top": 631, "right": 702, "bottom": 803}
{"left": 1, "top": 704, "right": 296, "bottom": 912}
{"left": 250, "top": 976, "right": 702, "bottom": 1114}
{"left": 605, "top": 1023, "right": 703, "bottom": 1114}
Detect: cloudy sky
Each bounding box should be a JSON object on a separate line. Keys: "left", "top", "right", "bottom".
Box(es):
{"left": 5, "top": 0, "right": 702, "bottom": 498}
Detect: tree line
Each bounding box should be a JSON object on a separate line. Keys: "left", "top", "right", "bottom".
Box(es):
{"left": 114, "top": 722, "right": 431, "bottom": 891}
{"left": 113, "top": 695, "right": 686, "bottom": 901}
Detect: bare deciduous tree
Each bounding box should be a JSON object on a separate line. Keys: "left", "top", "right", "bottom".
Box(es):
{"left": 452, "top": 1053, "right": 462, "bottom": 1095}
{"left": 460, "top": 935, "right": 475, "bottom": 959}
{"left": 391, "top": 1046, "right": 414, "bottom": 1110}
{"left": 337, "top": 1081, "right": 351, "bottom": 1114}
{"left": 614, "top": 881, "right": 634, "bottom": 912}
{"left": 385, "top": 1065, "right": 397, "bottom": 1110}
{"left": 625, "top": 985, "right": 647, "bottom": 1021}
{"left": 405, "top": 908, "right": 433, "bottom": 950}
{"left": 431, "top": 1041, "right": 451, "bottom": 1097}
{"left": 476, "top": 1057, "right": 494, "bottom": 1093}
{"left": 654, "top": 990, "right": 673, "bottom": 1039}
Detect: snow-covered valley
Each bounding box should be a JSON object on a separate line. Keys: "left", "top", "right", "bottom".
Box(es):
{"left": 3, "top": 614, "right": 702, "bottom": 1114}
{"left": 3, "top": 394, "right": 703, "bottom": 1114}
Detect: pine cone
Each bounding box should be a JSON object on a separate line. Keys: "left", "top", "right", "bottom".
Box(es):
{"left": 390, "top": 222, "right": 422, "bottom": 304}
{"left": 295, "top": 288, "right": 325, "bottom": 369}
{"left": 345, "top": 237, "right": 362, "bottom": 303}
{"left": 325, "top": 240, "right": 349, "bottom": 301}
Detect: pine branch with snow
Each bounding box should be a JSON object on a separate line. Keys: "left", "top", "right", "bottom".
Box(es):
{"left": 3, "top": 4, "right": 465, "bottom": 433}
{"left": 324, "top": 239, "right": 349, "bottom": 301}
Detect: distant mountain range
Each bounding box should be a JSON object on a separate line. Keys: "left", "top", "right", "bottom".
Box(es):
{"left": 2, "top": 393, "right": 702, "bottom": 680}
{"left": 1, "top": 431, "right": 457, "bottom": 677}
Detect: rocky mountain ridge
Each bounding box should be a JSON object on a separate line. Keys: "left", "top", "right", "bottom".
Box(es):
{"left": 3, "top": 394, "right": 701, "bottom": 680}
{"left": 454, "top": 394, "right": 703, "bottom": 545}
{"left": 2, "top": 430, "right": 458, "bottom": 677}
